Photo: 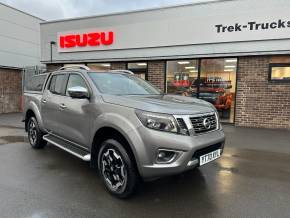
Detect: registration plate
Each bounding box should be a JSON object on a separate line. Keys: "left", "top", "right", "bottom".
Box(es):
{"left": 199, "top": 149, "right": 221, "bottom": 166}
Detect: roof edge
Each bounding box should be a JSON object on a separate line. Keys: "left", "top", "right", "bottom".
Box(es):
{"left": 0, "top": 2, "right": 45, "bottom": 21}
{"left": 41, "top": 0, "right": 235, "bottom": 25}
{"left": 0, "top": 65, "right": 23, "bottom": 70}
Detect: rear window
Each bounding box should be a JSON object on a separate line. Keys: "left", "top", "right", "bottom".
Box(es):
{"left": 25, "top": 74, "right": 48, "bottom": 92}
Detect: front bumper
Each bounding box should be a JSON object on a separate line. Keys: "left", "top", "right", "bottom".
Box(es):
{"left": 136, "top": 126, "right": 225, "bottom": 179}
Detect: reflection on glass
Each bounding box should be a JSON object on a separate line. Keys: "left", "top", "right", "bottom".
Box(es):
{"left": 166, "top": 60, "right": 198, "bottom": 96}
{"left": 87, "top": 63, "right": 111, "bottom": 71}
{"left": 200, "top": 58, "right": 237, "bottom": 123}
{"left": 128, "top": 62, "right": 147, "bottom": 80}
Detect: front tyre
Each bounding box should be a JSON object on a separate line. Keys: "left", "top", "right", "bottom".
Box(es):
{"left": 27, "top": 117, "right": 47, "bottom": 149}
{"left": 98, "top": 139, "right": 139, "bottom": 198}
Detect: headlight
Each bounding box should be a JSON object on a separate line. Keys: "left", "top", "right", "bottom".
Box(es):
{"left": 135, "top": 110, "right": 188, "bottom": 135}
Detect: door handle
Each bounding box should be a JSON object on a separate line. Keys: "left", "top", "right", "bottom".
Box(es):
{"left": 41, "top": 99, "right": 47, "bottom": 104}
{"left": 59, "top": 103, "right": 67, "bottom": 110}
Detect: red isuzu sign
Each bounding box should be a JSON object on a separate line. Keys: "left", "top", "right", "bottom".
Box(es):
{"left": 58, "top": 31, "right": 114, "bottom": 51}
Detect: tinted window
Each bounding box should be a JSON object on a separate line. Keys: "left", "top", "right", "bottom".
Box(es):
{"left": 49, "top": 74, "right": 66, "bottom": 95}
{"left": 49, "top": 76, "right": 56, "bottom": 92}
{"left": 66, "top": 74, "right": 88, "bottom": 96}
{"left": 25, "top": 74, "right": 48, "bottom": 92}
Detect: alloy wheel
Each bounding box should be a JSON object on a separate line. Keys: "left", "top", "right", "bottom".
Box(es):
{"left": 28, "top": 119, "right": 37, "bottom": 145}
{"left": 101, "top": 148, "right": 128, "bottom": 192}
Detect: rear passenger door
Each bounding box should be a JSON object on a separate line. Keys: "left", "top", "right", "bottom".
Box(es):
{"left": 57, "top": 73, "right": 92, "bottom": 147}
{"left": 41, "top": 73, "right": 68, "bottom": 134}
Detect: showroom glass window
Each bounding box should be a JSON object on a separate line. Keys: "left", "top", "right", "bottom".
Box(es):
{"left": 127, "top": 62, "right": 148, "bottom": 80}
{"left": 200, "top": 58, "right": 237, "bottom": 123}
{"left": 166, "top": 60, "right": 199, "bottom": 96}
{"left": 269, "top": 64, "right": 290, "bottom": 82}
{"left": 87, "top": 63, "right": 111, "bottom": 71}
{"left": 166, "top": 58, "right": 237, "bottom": 123}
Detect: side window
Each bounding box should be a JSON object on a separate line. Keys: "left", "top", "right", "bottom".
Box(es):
{"left": 66, "top": 74, "right": 88, "bottom": 96}
{"left": 49, "top": 74, "right": 66, "bottom": 95}
{"left": 49, "top": 76, "right": 56, "bottom": 93}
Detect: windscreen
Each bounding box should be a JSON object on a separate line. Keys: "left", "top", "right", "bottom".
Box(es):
{"left": 89, "top": 72, "right": 161, "bottom": 95}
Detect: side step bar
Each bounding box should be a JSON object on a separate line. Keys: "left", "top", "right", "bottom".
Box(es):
{"left": 43, "top": 134, "right": 91, "bottom": 161}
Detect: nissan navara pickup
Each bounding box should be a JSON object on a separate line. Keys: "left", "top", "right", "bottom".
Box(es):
{"left": 23, "top": 66, "right": 225, "bottom": 198}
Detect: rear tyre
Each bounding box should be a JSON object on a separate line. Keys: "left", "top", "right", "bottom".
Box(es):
{"left": 98, "top": 139, "right": 139, "bottom": 199}
{"left": 27, "top": 117, "right": 47, "bottom": 149}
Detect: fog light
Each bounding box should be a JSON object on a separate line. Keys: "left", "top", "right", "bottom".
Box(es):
{"left": 156, "top": 149, "right": 177, "bottom": 163}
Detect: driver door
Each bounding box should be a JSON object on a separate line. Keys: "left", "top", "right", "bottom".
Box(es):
{"left": 56, "top": 73, "right": 92, "bottom": 148}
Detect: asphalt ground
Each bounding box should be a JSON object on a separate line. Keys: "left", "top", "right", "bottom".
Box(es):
{"left": 0, "top": 114, "right": 290, "bottom": 218}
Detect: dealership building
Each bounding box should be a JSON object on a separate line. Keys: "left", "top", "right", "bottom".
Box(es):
{"left": 0, "top": 3, "right": 42, "bottom": 113}
{"left": 40, "top": 0, "right": 290, "bottom": 129}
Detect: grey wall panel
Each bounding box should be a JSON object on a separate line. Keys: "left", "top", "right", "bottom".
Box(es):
{"left": 0, "top": 50, "right": 39, "bottom": 68}
{"left": 0, "top": 3, "right": 42, "bottom": 68}
{"left": 0, "top": 35, "right": 40, "bottom": 57}
{"left": 0, "top": 4, "right": 41, "bottom": 31}
{"left": 0, "top": 20, "right": 40, "bottom": 43}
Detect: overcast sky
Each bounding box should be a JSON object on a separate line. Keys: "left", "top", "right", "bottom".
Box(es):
{"left": 0, "top": 0, "right": 214, "bottom": 21}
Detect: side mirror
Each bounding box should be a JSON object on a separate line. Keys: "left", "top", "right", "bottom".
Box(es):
{"left": 67, "top": 86, "right": 89, "bottom": 99}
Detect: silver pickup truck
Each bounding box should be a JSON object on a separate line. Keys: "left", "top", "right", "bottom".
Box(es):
{"left": 23, "top": 65, "right": 225, "bottom": 198}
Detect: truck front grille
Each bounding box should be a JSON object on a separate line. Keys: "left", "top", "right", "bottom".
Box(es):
{"left": 176, "top": 118, "right": 187, "bottom": 130}
{"left": 190, "top": 113, "right": 217, "bottom": 134}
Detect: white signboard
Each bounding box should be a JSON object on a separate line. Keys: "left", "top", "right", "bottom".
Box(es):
{"left": 57, "top": 11, "right": 290, "bottom": 53}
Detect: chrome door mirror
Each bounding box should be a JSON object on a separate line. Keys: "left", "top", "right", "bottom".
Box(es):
{"left": 67, "top": 86, "right": 89, "bottom": 99}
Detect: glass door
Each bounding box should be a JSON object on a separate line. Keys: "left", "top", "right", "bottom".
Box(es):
{"left": 200, "top": 58, "right": 237, "bottom": 123}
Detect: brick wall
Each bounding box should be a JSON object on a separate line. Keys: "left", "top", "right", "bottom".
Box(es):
{"left": 236, "top": 56, "right": 290, "bottom": 129}
{"left": 110, "top": 62, "right": 127, "bottom": 70}
{"left": 148, "top": 61, "right": 166, "bottom": 92}
{"left": 0, "top": 68, "right": 22, "bottom": 113}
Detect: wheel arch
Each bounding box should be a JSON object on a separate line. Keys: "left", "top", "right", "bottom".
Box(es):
{"left": 90, "top": 126, "right": 139, "bottom": 175}
{"left": 25, "top": 109, "right": 35, "bottom": 131}
{"left": 24, "top": 100, "right": 45, "bottom": 132}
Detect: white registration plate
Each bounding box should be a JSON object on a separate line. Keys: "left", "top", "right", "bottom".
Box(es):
{"left": 199, "top": 149, "right": 221, "bottom": 166}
